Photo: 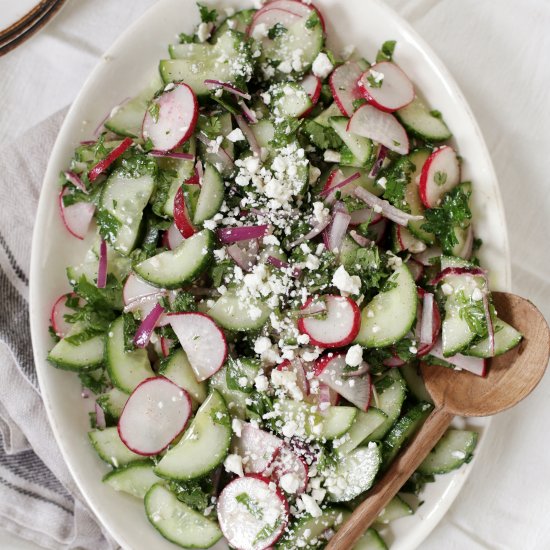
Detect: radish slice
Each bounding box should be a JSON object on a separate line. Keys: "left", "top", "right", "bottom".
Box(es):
{"left": 406, "top": 258, "right": 425, "bottom": 282}
{"left": 63, "top": 171, "right": 88, "bottom": 194}
{"left": 295, "top": 300, "right": 327, "bottom": 317}
{"left": 218, "top": 225, "right": 268, "bottom": 243}
{"left": 58, "top": 190, "right": 95, "bottom": 240}
{"left": 300, "top": 74, "right": 322, "bottom": 117}
{"left": 217, "top": 474, "right": 289, "bottom": 550}
{"left": 419, "top": 292, "right": 435, "bottom": 345}
{"left": 277, "top": 359, "right": 309, "bottom": 396}
{"left": 204, "top": 79, "right": 251, "bottom": 100}
{"left": 298, "top": 295, "right": 360, "bottom": 348}
{"left": 238, "top": 99, "right": 258, "bottom": 124}
{"left": 248, "top": 7, "right": 301, "bottom": 38}
{"left": 312, "top": 382, "right": 341, "bottom": 407}
{"left": 265, "top": 0, "right": 326, "bottom": 31}
{"left": 349, "top": 229, "right": 373, "bottom": 248}
{"left": 419, "top": 145, "right": 460, "bottom": 208}
{"left": 320, "top": 170, "right": 361, "bottom": 202}
{"left": 97, "top": 240, "right": 108, "bottom": 289}
{"left": 350, "top": 208, "right": 381, "bottom": 226}
{"left": 168, "top": 313, "right": 227, "bottom": 381}
{"left": 173, "top": 186, "right": 195, "bottom": 238}
{"left": 354, "top": 186, "right": 423, "bottom": 226}
{"left": 164, "top": 222, "right": 185, "bottom": 250}
{"left": 347, "top": 104, "right": 409, "bottom": 155}
{"left": 370, "top": 217, "right": 388, "bottom": 244}
{"left": 235, "top": 114, "right": 261, "bottom": 158}
{"left": 118, "top": 377, "right": 192, "bottom": 456}
{"left": 428, "top": 339, "right": 487, "bottom": 377}
{"left": 324, "top": 209, "right": 351, "bottom": 252}
{"left": 123, "top": 273, "right": 162, "bottom": 305}
{"left": 368, "top": 144, "right": 388, "bottom": 178}
{"left": 50, "top": 293, "right": 76, "bottom": 338}
{"left": 414, "top": 245, "right": 442, "bottom": 266}
{"left": 142, "top": 83, "right": 198, "bottom": 152}
{"left": 429, "top": 266, "right": 486, "bottom": 286}
{"left": 329, "top": 61, "right": 364, "bottom": 117}
{"left": 95, "top": 402, "right": 106, "bottom": 429}
{"left": 271, "top": 445, "right": 308, "bottom": 494}
{"left": 417, "top": 288, "right": 441, "bottom": 356}
{"left": 160, "top": 336, "right": 175, "bottom": 358}
{"left": 233, "top": 423, "right": 283, "bottom": 474}
{"left": 134, "top": 302, "right": 165, "bottom": 348}
{"left": 148, "top": 150, "right": 195, "bottom": 160}
{"left": 88, "top": 137, "right": 133, "bottom": 182}
{"left": 314, "top": 353, "right": 371, "bottom": 410}
{"left": 358, "top": 61, "right": 415, "bottom": 113}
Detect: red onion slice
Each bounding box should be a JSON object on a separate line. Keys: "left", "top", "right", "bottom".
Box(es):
{"left": 368, "top": 144, "right": 388, "bottom": 178}
{"left": 349, "top": 230, "right": 373, "bottom": 247}
{"left": 355, "top": 187, "right": 424, "bottom": 226}
{"left": 295, "top": 300, "right": 327, "bottom": 317}
{"left": 324, "top": 209, "right": 351, "bottom": 252}
{"left": 133, "top": 302, "right": 165, "bottom": 348}
{"left": 235, "top": 114, "right": 261, "bottom": 157}
{"left": 429, "top": 266, "right": 487, "bottom": 286}
{"left": 81, "top": 387, "right": 92, "bottom": 399}
{"left": 95, "top": 402, "right": 106, "bottom": 429}
{"left": 148, "top": 150, "right": 194, "bottom": 160}
{"left": 64, "top": 171, "right": 88, "bottom": 194}
{"left": 217, "top": 225, "right": 268, "bottom": 243}
{"left": 204, "top": 79, "right": 251, "bottom": 100}
{"left": 238, "top": 100, "right": 258, "bottom": 124}
{"left": 267, "top": 256, "right": 301, "bottom": 277}
{"left": 420, "top": 292, "right": 434, "bottom": 345}
{"left": 320, "top": 171, "right": 361, "bottom": 198}
{"left": 97, "top": 240, "right": 108, "bottom": 289}
{"left": 482, "top": 293, "right": 495, "bottom": 356}
{"left": 196, "top": 160, "right": 204, "bottom": 183}
{"left": 227, "top": 243, "right": 254, "bottom": 271}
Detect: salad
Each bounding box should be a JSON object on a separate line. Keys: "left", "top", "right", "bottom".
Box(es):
{"left": 47, "top": 1, "right": 523, "bottom": 549}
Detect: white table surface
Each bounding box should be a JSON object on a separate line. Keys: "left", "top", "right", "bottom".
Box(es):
{"left": 1, "top": 0, "right": 549, "bottom": 549}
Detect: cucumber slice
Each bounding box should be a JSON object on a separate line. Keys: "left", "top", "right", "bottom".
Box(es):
{"left": 339, "top": 235, "right": 360, "bottom": 268}
{"left": 88, "top": 427, "right": 142, "bottom": 467}
{"left": 207, "top": 288, "right": 271, "bottom": 331}
{"left": 367, "top": 370, "right": 408, "bottom": 441}
{"left": 252, "top": 119, "right": 275, "bottom": 148}
{"left": 193, "top": 163, "right": 224, "bottom": 225}
{"left": 47, "top": 324, "right": 104, "bottom": 372}
{"left": 355, "top": 264, "right": 417, "bottom": 347}
{"left": 440, "top": 256, "right": 487, "bottom": 356}
{"left": 99, "top": 169, "right": 156, "bottom": 255}
{"left": 403, "top": 148, "right": 434, "bottom": 244}
{"left": 325, "top": 443, "right": 382, "bottom": 502}
{"left": 321, "top": 406, "right": 358, "bottom": 439}
{"left": 464, "top": 317, "right": 522, "bottom": 358}
{"left": 277, "top": 507, "right": 347, "bottom": 549}
{"left": 314, "top": 102, "right": 343, "bottom": 128}
{"left": 96, "top": 387, "right": 129, "bottom": 422}
{"left": 105, "top": 316, "right": 154, "bottom": 394}
{"left": 353, "top": 528, "right": 388, "bottom": 550}
{"left": 103, "top": 460, "right": 161, "bottom": 498}
{"left": 159, "top": 348, "right": 207, "bottom": 406}
{"left": 381, "top": 401, "right": 433, "bottom": 466}
{"left": 213, "top": 8, "right": 256, "bottom": 39}
{"left": 340, "top": 166, "right": 384, "bottom": 197}
{"left": 161, "top": 138, "right": 196, "bottom": 217}
{"left": 134, "top": 229, "right": 214, "bottom": 289}
{"left": 104, "top": 74, "right": 163, "bottom": 138}
{"left": 145, "top": 483, "right": 222, "bottom": 548}
{"left": 418, "top": 429, "right": 478, "bottom": 475}
{"left": 334, "top": 408, "right": 387, "bottom": 455}
{"left": 375, "top": 494, "right": 413, "bottom": 525}
{"left": 396, "top": 96, "right": 452, "bottom": 142}
{"left": 273, "top": 82, "right": 312, "bottom": 118}
{"left": 160, "top": 31, "right": 252, "bottom": 97}
{"left": 400, "top": 364, "right": 433, "bottom": 404}
{"left": 330, "top": 117, "right": 374, "bottom": 167}
{"left": 155, "top": 390, "right": 231, "bottom": 480}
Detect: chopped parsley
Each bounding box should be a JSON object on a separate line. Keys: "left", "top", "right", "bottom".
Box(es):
{"left": 235, "top": 492, "right": 264, "bottom": 519}
{"left": 376, "top": 40, "right": 397, "bottom": 63}
{"left": 197, "top": 2, "right": 217, "bottom": 23}
{"left": 268, "top": 23, "right": 287, "bottom": 39}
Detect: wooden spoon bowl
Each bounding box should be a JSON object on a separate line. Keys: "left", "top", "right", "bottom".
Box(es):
{"left": 327, "top": 292, "right": 550, "bottom": 550}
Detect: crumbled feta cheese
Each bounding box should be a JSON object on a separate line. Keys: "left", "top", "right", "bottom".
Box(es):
{"left": 332, "top": 265, "right": 361, "bottom": 294}
{"left": 279, "top": 473, "right": 301, "bottom": 494}
{"left": 324, "top": 149, "right": 341, "bottom": 163}
{"left": 377, "top": 176, "right": 387, "bottom": 189}
{"left": 313, "top": 201, "right": 330, "bottom": 225}
{"left": 346, "top": 344, "right": 363, "bottom": 367}
{"left": 196, "top": 22, "right": 213, "bottom": 42}
{"left": 254, "top": 374, "right": 269, "bottom": 392}
{"left": 232, "top": 418, "right": 243, "bottom": 437}
{"left": 260, "top": 91, "right": 271, "bottom": 105}
{"left": 254, "top": 336, "right": 272, "bottom": 354}
{"left": 297, "top": 333, "right": 310, "bottom": 345}
{"left": 224, "top": 454, "right": 244, "bottom": 477}
{"left": 312, "top": 52, "right": 334, "bottom": 79}
{"left": 226, "top": 128, "right": 245, "bottom": 142}
{"left": 472, "top": 287, "right": 483, "bottom": 301}
{"left": 441, "top": 283, "right": 454, "bottom": 296}
{"left": 367, "top": 69, "right": 384, "bottom": 86}
{"left": 300, "top": 494, "right": 323, "bottom": 518}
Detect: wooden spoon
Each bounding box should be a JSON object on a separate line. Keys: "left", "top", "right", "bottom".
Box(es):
{"left": 326, "top": 292, "right": 550, "bottom": 549}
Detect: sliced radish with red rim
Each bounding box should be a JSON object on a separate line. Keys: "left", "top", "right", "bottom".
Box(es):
{"left": 419, "top": 146, "right": 460, "bottom": 208}
{"left": 168, "top": 312, "right": 227, "bottom": 381}
{"left": 58, "top": 189, "right": 95, "bottom": 240}
{"left": 271, "top": 445, "right": 308, "bottom": 494}
{"left": 314, "top": 353, "right": 371, "bottom": 410}
{"left": 164, "top": 222, "right": 185, "bottom": 250}
{"left": 427, "top": 339, "right": 487, "bottom": 377}
{"left": 142, "top": 83, "right": 198, "bottom": 152}
{"left": 406, "top": 258, "right": 425, "bottom": 282}
{"left": 123, "top": 273, "right": 163, "bottom": 306}
{"left": 300, "top": 74, "right": 322, "bottom": 117}
{"left": 277, "top": 359, "right": 309, "bottom": 396}
{"left": 118, "top": 376, "right": 192, "bottom": 456}
{"left": 298, "top": 295, "right": 360, "bottom": 348}
{"left": 329, "top": 61, "right": 364, "bottom": 117}
{"left": 413, "top": 245, "right": 442, "bottom": 266}
{"left": 321, "top": 169, "right": 361, "bottom": 204}
{"left": 358, "top": 61, "right": 415, "bottom": 113}
{"left": 173, "top": 186, "right": 196, "bottom": 239}
{"left": 217, "top": 474, "right": 289, "bottom": 550}
{"left": 50, "top": 293, "right": 78, "bottom": 338}
{"left": 248, "top": 7, "right": 301, "bottom": 38}
{"left": 323, "top": 209, "right": 351, "bottom": 252}
{"left": 232, "top": 423, "right": 283, "bottom": 474}
{"left": 160, "top": 336, "right": 175, "bottom": 358}
{"left": 88, "top": 137, "right": 133, "bottom": 182}
{"left": 369, "top": 217, "right": 388, "bottom": 244}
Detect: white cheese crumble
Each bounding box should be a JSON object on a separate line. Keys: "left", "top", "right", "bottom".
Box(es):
{"left": 324, "top": 149, "right": 341, "bottom": 163}
{"left": 279, "top": 473, "right": 301, "bottom": 494}
{"left": 345, "top": 344, "right": 363, "bottom": 367}
{"left": 441, "top": 283, "right": 454, "bottom": 296}
{"left": 300, "top": 494, "right": 323, "bottom": 518}
{"left": 332, "top": 265, "right": 361, "bottom": 295}
{"left": 231, "top": 418, "right": 243, "bottom": 437}
{"left": 226, "top": 128, "right": 245, "bottom": 142}
{"left": 196, "top": 22, "right": 213, "bottom": 42}
{"left": 472, "top": 287, "right": 483, "bottom": 301}
{"left": 224, "top": 454, "right": 244, "bottom": 477}
{"left": 312, "top": 52, "right": 334, "bottom": 79}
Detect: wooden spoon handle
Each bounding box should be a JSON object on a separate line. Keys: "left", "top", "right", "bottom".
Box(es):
{"left": 326, "top": 407, "right": 455, "bottom": 550}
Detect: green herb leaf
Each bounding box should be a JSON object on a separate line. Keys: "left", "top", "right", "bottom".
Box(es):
{"left": 268, "top": 22, "right": 287, "bottom": 39}
{"left": 148, "top": 102, "right": 160, "bottom": 123}
{"left": 197, "top": 2, "right": 217, "bottom": 23}
{"left": 78, "top": 369, "right": 109, "bottom": 395}
{"left": 302, "top": 120, "right": 343, "bottom": 150}
{"left": 376, "top": 40, "right": 397, "bottom": 63}
{"left": 236, "top": 493, "right": 264, "bottom": 519}
{"left": 434, "top": 171, "right": 447, "bottom": 186}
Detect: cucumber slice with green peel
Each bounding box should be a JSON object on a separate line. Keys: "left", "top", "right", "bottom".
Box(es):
{"left": 355, "top": 264, "right": 418, "bottom": 347}
{"left": 277, "top": 507, "right": 347, "bottom": 549}
{"left": 160, "top": 31, "right": 252, "bottom": 97}
{"left": 400, "top": 364, "right": 433, "bottom": 404}
{"left": 96, "top": 387, "right": 129, "bottom": 422}
{"left": 102, "top": 460, "right": 161, "bottom": 498}
{"left": 158, "top": 348, "right": 207, "bottom": 406}
{"left": 272, "top": 82, "right": 313, "bottom": 118}
{"left": 192, "top": 163, "right": 224, "bottom": 225}
{"left": 252, "top": 119, "right": 275, "bottom": 148}
{"left": 155, "top": 390, "right": 231, "bottom": 480}
{"left": 321, "top": 406, "right": 358, "bottom": 439}
{"left": 207, "top": 288, "right": 271, "bottom": 331}
{"left": 463, "top": 317, "right": 522, "bottom": 358}
{"left": 396, "top": 96, "right": 452, "bottom": 142}
{"left": 104, "top": 74, "right": 163, "bottom": 138}
{"left": 134, "top": 229, "right": 214, "bottom": 289}
{"left": 47, "top": 324, "right": 104, "bottom": 372}
{"left": 325, "top": 443, "right": 382, "bottom": 502}
{"left": 98, "top": 169, "right": 156, "bottom": 255}
{"left": 314, "top": 102, "right": 344, "bottom": 128}
{"left": 353, "top": 528, "right": 388, "bottom": 550}
{"left": 145, "top": 483, "right": 223, "bottom": 548}
{"left": 381, "top": 401, "right": 433, "bottom": 467}
{"left": 375, "top": 494, "right": 413, "bottom": 525}
{"left": 105, "top": 316, "right": 154, "bottom": 394}
{"left": 330, "top": 117, "right": 374, "bottom": 167}
{"left": 339, "top": 234, "right": 360, "bottom": 268}
{"left": 340, "top": 166, "right": 384, "bottom": 197}
{"left": 334, "top": 408, "right": 387, "bottom": 455}
{"left": 367, "top": 370, "right": 408, "bottom": 441}
{"left": 88, "top": 427, "right": 142, "bottom": 467}
{"left": 418, "top": 429, "right": 478, "bottom": 475}
{"left": 213, "top": 8, "right": 256, "bottom": 39}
